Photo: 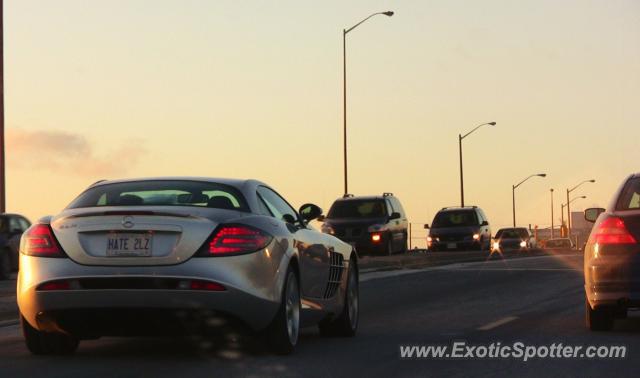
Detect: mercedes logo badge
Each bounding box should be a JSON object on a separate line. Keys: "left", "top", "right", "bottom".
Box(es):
{"left": 122, "top": 216, "right": 135, "bottom": 228}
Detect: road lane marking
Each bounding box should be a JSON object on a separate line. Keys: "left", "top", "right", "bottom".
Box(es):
{"left": 0, "top": 324, "right": 19, "bottom": 338}
{"left": 477, "top": 316, "right": 519, "bottom": 331}
{"left": 0, "top": 319, "right": 18, "bottom": 328}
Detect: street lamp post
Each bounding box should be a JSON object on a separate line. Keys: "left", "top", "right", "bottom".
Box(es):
{"left": 550, "top": 188, "right": 555, "bottom": 238}
{"left": 566, "top": 179, "right": 595, "bottom": 238}
{"left": 562, "top": 195, "right": 587, "bottom": 237}
{"left": 561, "top": 203, "right": 566, "bottom": 235}
{"left": 0, "top": 0, "right": 5, "bottom": 213}
{"left": 459, "top": 122, "right": 496, "bottom": 206}
{"left": 342, "top": 11, "right": 394, "bottom": 195}
{"left": 512, "top": 173, "right": 547, "bottom": 227}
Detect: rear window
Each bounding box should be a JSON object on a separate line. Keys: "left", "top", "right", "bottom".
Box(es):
{"left": 328, "top": 200, "right": 387, "bottom": 219}
{"left": 496, "top": 228, "right": 528, "bottom": 239}
{"left": 66, "top": 180, "right": 249, "bottom": 211}
{"left": 432, "top": 210, "right": 479, "bottom": 228}
{"left": 616, "top": 177, "right": 640, "bottom": 210}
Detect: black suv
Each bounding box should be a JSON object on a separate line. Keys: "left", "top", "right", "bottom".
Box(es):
{"left": 0, "top": 213, "right": 31, "bottom": 279}
{"left": 321, "top": 193, "right": 408, "bottom": 255}
{"left": 426, "top": 206, "right": 491, "bottom": 251}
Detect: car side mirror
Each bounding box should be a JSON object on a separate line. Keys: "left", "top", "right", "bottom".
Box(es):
{"left": 481, "top": 221, "right": 489, "bottom": 226}
{"left": 389, "top": 212, "right": 401, "bottom": 220}
{"left": 299, "top": 203, "right": 323, "bottom": 223}
{"left": 584, "top": 208, "right": 605, "bottom": 223}
{"left": 423, "top": 224, "right": 430, "bottom": 229}
{"left": 282, "top": 214, "right": 297, "bottom": 225}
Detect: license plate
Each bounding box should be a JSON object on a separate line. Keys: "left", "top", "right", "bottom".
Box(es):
{"left": 447, "top": 243, "right": 457, "bottom": 249}
{"left": 106, "top": 233, "right": 152, "bottom": 257}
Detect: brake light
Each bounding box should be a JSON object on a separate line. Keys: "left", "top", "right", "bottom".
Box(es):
{"left": 371, "top": 233, "right": 382, "bottom": 243}
{"left": 203, "top": 225, "right": 272, "bottom": 256}
{"left": 589, "top": 217, "right": 637, "bottom": 245}
{"left": 189, "top": 280, "right": 226, "bottom": 291}
{"left": 23, "top": 224, "right": 66, "bottom": 257}
{"left": 37, "top": 280, "right": 71, "bottom": 291}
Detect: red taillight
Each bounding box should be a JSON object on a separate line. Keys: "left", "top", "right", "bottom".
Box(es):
{"left": 37, "top": 280, "right": 71, "bottom": 291}
{"left": 371, "top": 233, "right": 382, "bottom": 243}
{"left": 23, "top": 224, "right": 66, "bottom": 257}
{"left": 189, "top": 280, "right": 226, "bottom": 291}
{"left": 204, "top": 225, "right": 272, "bottom": 256}
{"left": 589, "top": 217, "right": 637, "bottom": 245}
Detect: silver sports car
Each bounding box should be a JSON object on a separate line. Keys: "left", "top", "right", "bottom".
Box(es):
{"left": 17, "top": 177, "right": 358, "bottom": 355}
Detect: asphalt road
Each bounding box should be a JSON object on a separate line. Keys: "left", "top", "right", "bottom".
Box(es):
{"left": 1, "top": 252, "right": 638, "bottom": 377}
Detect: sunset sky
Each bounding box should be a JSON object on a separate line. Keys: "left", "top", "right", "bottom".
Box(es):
{"left": 4, "top": 0, "right": 639, "bottom": 236}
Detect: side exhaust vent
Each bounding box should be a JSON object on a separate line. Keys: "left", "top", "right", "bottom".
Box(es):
{"left": 323, "top": 252, "right": 344, "bottom": 299}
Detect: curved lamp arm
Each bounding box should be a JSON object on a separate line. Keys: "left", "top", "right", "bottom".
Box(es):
{"left": 461, "top": 122, "right": 496, "bottom": 140}
{"left": 345, "top": 11, "right": 394, "bottom": 34}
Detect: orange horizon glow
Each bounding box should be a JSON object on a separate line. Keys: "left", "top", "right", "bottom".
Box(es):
{"left": 3, "top": 1, "right": 639, "bottom": 248}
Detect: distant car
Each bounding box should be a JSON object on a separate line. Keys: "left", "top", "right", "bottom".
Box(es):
{"left": 426, "top": 206, "right": 491, "bottom": 251}
{"left": 0, "top": 213, "right": 31, "bottom": 279}
{"left": 491, "top": 227, "right": 536, "bottom": 253}
{"left": 543, "top": 238, "right": 574, "bottom": 251}
{"left": 584, "top": 173, "right": 640, "bottom": 331}
{"left": 17, "top": 178, "right": 359, "bottom": 355}
{"left": 320, "top": 193, "right": 408, "bottom": 255}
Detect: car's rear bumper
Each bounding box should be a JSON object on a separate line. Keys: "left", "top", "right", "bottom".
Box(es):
{"left": 336, "top": 234, "right": 388, "bottom": 254}
{"left": 17, "top": 252, "right": 286, "bottom": 332}
{"left": 585, "top": 257, "right": 640, "bottom": 309}
{"left": 429, "top": 240, "right": 481, "bottom": 251}
{"left": 585, "top": 283, "right": 640, "bottom": 309}
{"left": 28, "top": 290, "right": 278, "bottom": 336}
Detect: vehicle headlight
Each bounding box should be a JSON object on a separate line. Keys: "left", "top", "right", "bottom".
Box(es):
{"left": 367, "top": 224, "right": 387, "bottom": 232}
{"left": 473, "top": 233, "right": 480, "bottom": 240}
{"left": 493, "top": 241, "right": 500, "bottom": 250}
{"left": 520, "top": 241, "right": 527, "bottom": 248}
{"left": 321, "top": 223, "right": 334, "bottom": 235}
{"left": 427, "top": 236, "right": 433, "bottom": 243}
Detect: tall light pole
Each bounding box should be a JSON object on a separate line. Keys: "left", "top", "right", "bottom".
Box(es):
{"left": 566, "top": 179, "right": 595, "bottom": 238}
{"left": 0, "top": 0, "right": 5, "bottom": 213}
{"left": 459, "top": 121, "right": 496, "bottom": 206}
{"left": 562, "top": 195, "right": 587, "bottom": 237}
{"left": 342, "top": 10, "right": 394, "bottom": 195}
{"left": 512, "top": 173, "right": 546, "bottom": 227}
{"left": 550, "top": 188, "right": 555, "bottom": 238}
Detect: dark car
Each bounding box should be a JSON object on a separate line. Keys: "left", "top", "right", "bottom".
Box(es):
{"left": 584, "top": 173, "right": 640, "bottom": 331}
{"left": 320, "top": 193, "right": 408, "bottom": 255}
{"left": 491, "top": 227, "right": 536, "bottom": 253}
{"left": 543, "top": 238, "right": 575, "bottom": 252}
{"left": 0, "top": 213, "right": 32, "bottom": 279}
{"left": 426, "top": 206, "right": 491, "bottom": 251}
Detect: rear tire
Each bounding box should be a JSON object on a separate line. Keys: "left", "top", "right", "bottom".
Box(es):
{"left": 21, "top": 316, "right": 79, "bottom": 355}
{"left": 0, "top": 251, "right": 11, "bottom": 280}
{"left": 319, "top": 259, "right": 358, "bottom": 337}
{"left": 267, "top": 267, "right": 300, "bottom": 355}
{"left": 400, "top": 233, "right": 408, "bottom": 254}
{"left": 585, "top": 299, "right": 614, "bottom": 331}
{"left": 386, "top": 238, "right": 394, "bottom": 256}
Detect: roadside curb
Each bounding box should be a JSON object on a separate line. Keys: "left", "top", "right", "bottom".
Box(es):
{"left": 359, "top": 250, "right": 552, "bottom": 275}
